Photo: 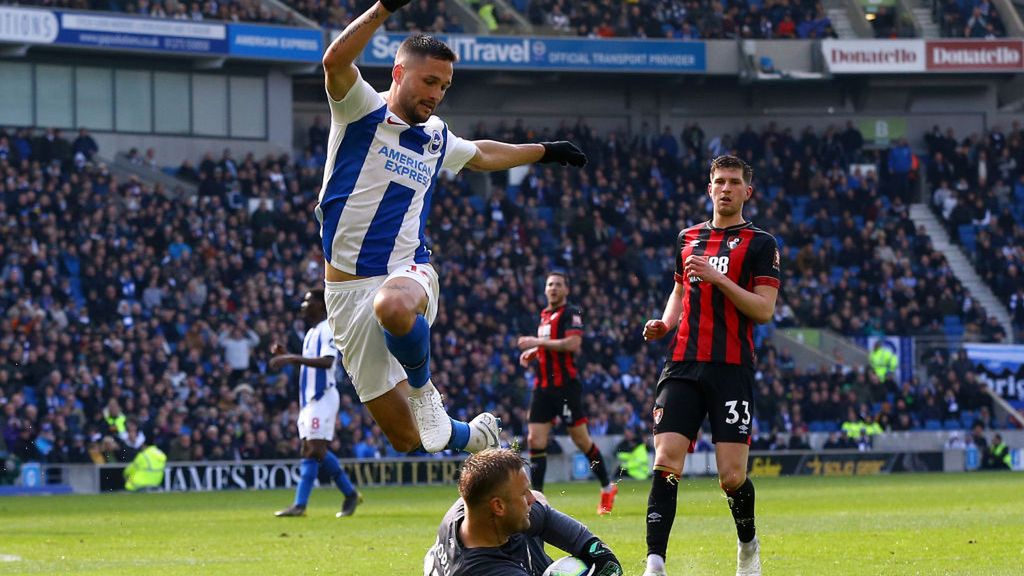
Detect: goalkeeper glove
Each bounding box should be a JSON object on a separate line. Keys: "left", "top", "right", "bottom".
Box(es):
{"left": 539, "top": 141, "right": 587, "bottom": 167}
{"left": 578, "top": 537, "right": 623, "bottom": 576}
{"left": 379, "top": 0, "right": 411, "bottom": 12}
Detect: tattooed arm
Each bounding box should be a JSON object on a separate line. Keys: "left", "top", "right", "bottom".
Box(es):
{"left": 322, "top": 2, "right": 399, "bottom": 101}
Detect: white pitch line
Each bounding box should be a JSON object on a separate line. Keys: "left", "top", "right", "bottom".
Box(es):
{"left": 0, "top": 554, "right": 22, "bottom": 562}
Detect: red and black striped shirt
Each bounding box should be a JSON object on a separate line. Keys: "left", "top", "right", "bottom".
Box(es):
{"left": 535, "top": 304, "right": 584, "bottom": 389}
{"left": 670, "top": 221, "right": 781, "bottom": 368}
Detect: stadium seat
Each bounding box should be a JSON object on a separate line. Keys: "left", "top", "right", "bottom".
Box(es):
{"left": 467, "top": 195, "right": 485, "bottom": 213}
{"left": 943, "top": 419, "right": 961, "bottom": 431}
{"left": 615, "top": 355, "right": 634, "bottom": 373}
{"left": 958, "top": 410, "right": 975, "bottom": 425}
{"left": 536, "top": 207, "right": 554, "bottom": 224}
{"left": 958, "top": 225, "right": 977, "bottom": 252}
{"left": 924, "top": 419, "right": 942, "bottom": 431}
{"left": 830, "top": 266, "right": 845, "bottom": 283}
{"left": 21, "top": 386, "right": 37, "bottom": 407}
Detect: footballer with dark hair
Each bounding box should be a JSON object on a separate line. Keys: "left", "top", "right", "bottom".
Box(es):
{"left": 641, "top": 155, "right": 780, "bottom": 576}
{"left": 517, "top": 271, "right": 617, "bottom": 514}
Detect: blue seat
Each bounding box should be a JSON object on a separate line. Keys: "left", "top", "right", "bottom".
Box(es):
{"left": 943, "top": 419, "right": 961, "bottom": 431}
{"left": 1013, "top": 183, "right": 1024, "bottom": 203}
{"left": 958, "top": 225, "right": 977, "bottom": 252}
{"left": 808, "top": 421, "right": 828, "bottom": 433}
{"left": 467, "top": 195, "right": 485, "bottom": 213}
{"left": 959, "top": 410, "right": 975, "bottom": 426}
{"left": 924, "top": 419, "right": 942, "bottom": 431}
{"left": 830, "top": 266, "right": 845, "bottom": 283}
{"left": 21, "top": 386, "right": 37, "bottom": 407}
{"left": 536, "top": 207, "right": 554, "bottom": 224}
{"left": 615, "top": 355, "right": 634, "bottom": 373}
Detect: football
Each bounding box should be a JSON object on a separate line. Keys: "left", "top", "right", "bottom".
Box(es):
{"left": 542, "top": 556, "right": 593, "bottom": 576}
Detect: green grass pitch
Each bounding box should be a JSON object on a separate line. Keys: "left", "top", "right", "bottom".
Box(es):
{"left": 1, "top": 472, "right": 1022, "bottom": 575}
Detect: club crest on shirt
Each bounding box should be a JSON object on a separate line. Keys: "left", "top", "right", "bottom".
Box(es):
{"left": 773, "top": 248, "right": 781, "bottom": 270}
{"left": 427, "top": 130, "right": 444, "bottom": 154}
{"left": 653, "top": 407, "right": 664, "bottom": 425}
{"left": 728, "top": 237, "right": 742, "bottom": 250}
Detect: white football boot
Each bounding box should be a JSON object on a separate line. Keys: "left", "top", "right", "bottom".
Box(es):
{"left": 464, "top": 412, "right": 501, "bottom": 453}
{"left": 409, "top": 382, "right": 452, "bottom": 453}
{"left": 736, "top": 537, "right": 761, "bottom": 576}
{"left": 642, "top": 554, "right": 667, "bottom": 576}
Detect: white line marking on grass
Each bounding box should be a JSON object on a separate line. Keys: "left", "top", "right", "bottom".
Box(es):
{"left": 0, "top": 554, "right": 22, "bottom": 562}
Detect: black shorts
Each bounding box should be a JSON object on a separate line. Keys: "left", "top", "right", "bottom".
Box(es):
{"left": 652, "top": 361, "right": 754, "bottom": 444}
{"left": 528, "top": 380, "right": 588, "bottom": 427}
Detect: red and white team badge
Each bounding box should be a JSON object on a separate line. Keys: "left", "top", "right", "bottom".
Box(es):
{"left": 652, "top": 407, "right": 664, "bottom": 425}
{"left": 728, "top": 237, "right": 742, "bottom": 250}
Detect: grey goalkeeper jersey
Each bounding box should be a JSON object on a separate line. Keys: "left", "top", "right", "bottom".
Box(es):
{"left": 425, "top": 498, "right": 595, "bottom": 576}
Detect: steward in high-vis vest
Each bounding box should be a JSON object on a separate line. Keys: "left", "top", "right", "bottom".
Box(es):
{"left": 615, "top": 428, "right": 651, "bottom": 480}
{"left": 984, "top": 434, "right": 1012, "bottom": 470}
{"left": 124, "top": 445, "right": 167, "bottom": 491}
{"left": 869, "top": 341, "right": 898, "bottom": 382}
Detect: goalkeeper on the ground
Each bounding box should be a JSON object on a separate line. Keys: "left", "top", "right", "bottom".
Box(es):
{"left": 425, "top": 448, "right": 622, "bottom": 576}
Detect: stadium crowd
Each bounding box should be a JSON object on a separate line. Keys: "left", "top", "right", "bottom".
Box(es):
{"left": 525, "top": 0, "right": 837, "bottom": 39}
{"left": 938, "top": 0, "right": 1007, "bottom": 38}
{"left": 284, "top": 0, "right": 468, "bottom": 33}
{"left": 0, "top": 119, "right": 1008, "bottom": 474}
{"left": 10, "top": 0, "right": 1014, "bottom": 41}
{"left": 925, "top": 123, "right": 1024, "bottom": 341}
{"left": 12, "top": 0, "right": 297, "bottom": 25}
{"left": 10, "top": 0, "right": 468, "bottom": 33}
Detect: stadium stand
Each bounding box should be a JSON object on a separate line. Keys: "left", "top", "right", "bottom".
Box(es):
{"left": 0, "top": 117, "right": 1011, "bottom": 471}
{"left": 925, "top": 124, "right": 1024, "bottom": 342}
{"left": 9, "top": 0, "right": 469, "bottom": 32}
{"left": 937, "top": 0, "right": 1007, "bottom": 37}
{"left": 522, "top": 0, "right": 838, "bottom": 39}
{"left": 12, "top": 0, "right": 298, "bottom": 24}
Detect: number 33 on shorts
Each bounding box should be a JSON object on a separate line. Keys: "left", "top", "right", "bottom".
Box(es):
{"left": 724, "top": 400, "right": 750, "bottom": 425}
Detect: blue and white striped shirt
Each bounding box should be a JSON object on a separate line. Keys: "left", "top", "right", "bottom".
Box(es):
{"left": 300, "top": 319, "right": 338, "bottom": 408}
{"left": 315, "top": 70, "right": 478, "bottom": 277}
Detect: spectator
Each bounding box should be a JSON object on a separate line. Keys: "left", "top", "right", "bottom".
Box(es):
{"left": 72, "top": 129, "right": 99, "bottom": 161}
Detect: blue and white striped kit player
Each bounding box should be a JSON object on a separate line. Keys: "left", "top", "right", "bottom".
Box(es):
{"left": 315, "top": 71, "right": 476, "bottom": 278}
{"left": 318, "top": 6, "right": 587, "bottom": 455}
{"left": 274, "top": 288, "right": 360, "bottom": 518}
{"left": 297, "top": 319, "right": 339, "bottom": 438}
{"left": 315, "top": 65, "right": 497, "bottom": 454}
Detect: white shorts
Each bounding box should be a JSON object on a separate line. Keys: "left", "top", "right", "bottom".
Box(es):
{"left": 324, "top": 263, "right": 439, "bottom": 403}
{"left": 297, "top": 386, "right": 340, "bottom": 441}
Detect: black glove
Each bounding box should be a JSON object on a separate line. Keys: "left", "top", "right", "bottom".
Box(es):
{"left": 578, "top": 538, "right": 623, "bottom": 576}
{"left": 380, "top": 0, "right": 411, "bottom": 12}
{"left": 539, "top": 141, "right": 587, "bottom": 167}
